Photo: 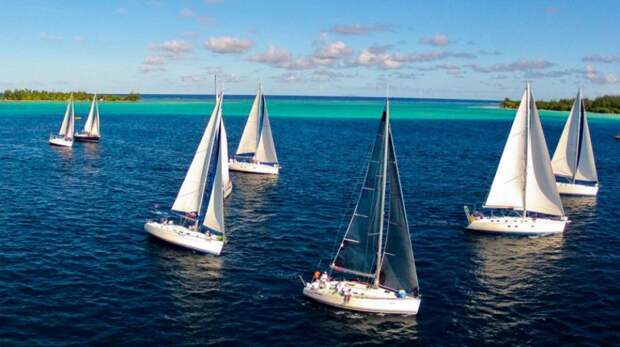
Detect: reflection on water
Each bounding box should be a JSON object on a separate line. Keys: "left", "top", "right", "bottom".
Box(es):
{"left": 229, "top": 172, "right": 278, "bottom": 223}
{"left": 83, "top": 142, "right": 102, "bottom": 160}
{"left": 50, "top": 144, "right": 73, "bottom": 161}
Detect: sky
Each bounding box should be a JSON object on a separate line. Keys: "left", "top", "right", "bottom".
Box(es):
{"left": 0, "top": 0, "right": 619, "bottom": 100}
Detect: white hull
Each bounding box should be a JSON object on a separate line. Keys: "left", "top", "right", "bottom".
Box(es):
{"left": 465, "top": 212, "right": 567, "bottom": 235}
{"left": 302, "top": 280, "right": 420, "bottom": 315}
{"left": 228, "top": 159, "right": 279, "bottom": 175}
{"left": 556, "top": 182, "right": 598, "bottom": 196}
{"left": 145, "top": 221, "right": 224, "bottom": 255}
{"left": 49, "top": 136, "right": 73, "bottom": 147}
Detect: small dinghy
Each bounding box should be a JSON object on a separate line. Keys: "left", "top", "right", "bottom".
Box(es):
{"left": 551, "top": 89, "right": 599, "bottom": 196}
{"left": 145, "top": 93, "right": 229, "bottom": 255}
{"left": 75, "top": 94, "right": 101, "bottom": 142}
{"left": 302, "top": 98, "right": 421, "bottom": 315}
{"left": 229, "top": 84, "right": 280, "bottom": 175}
{"left": 49, "top": 97, "right": 75, "bottom": 147}
{"left": 464, "top": 83, "right": 567, "bottom": 235}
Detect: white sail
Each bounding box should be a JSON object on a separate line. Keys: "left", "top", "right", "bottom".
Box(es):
{"left": 204, "top": 105, "right": 225, "bottom": 235}
{"left": 484, "top": 90, "right": 527, "bottom": 210}
{"left": 83, "top": 95, "right": 96, "bottom": 135}
{"left": 574, "top": 110, "right": 598, "bottom": 182}
{"left": 525, "top": 93, "right": 564, "bottom": 217}
{"left": 236, "top": 88, "right": 261, "bottom": 155}
{"left": 220, "top": 107, "right": 232, "bottom": 189}
{"left": 171, "top": 95, "right": 220, "bottom": 214}
{"left": 254, "top": 96, "right": 278, "bottom": 163}
{"left": 551, "top": 90, "right": 597, "bottom": 183}
{"left": 90, "top": 95, "right": 101, "bottom": 137}
{"left": 58, "top": 99, "right": 75, "bottom": 138}
{"left": 551, "top": 91, "right": 582, "bottom": 178}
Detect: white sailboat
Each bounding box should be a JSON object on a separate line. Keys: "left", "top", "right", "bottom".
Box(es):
{"left": 49, "top": 97, "right": 75, "bottom": 147}
{"left": 303, "top": 99, "right": 421, "bottom": 315}
{"left": 229, "top": 84, "right": 280, "bottom": 175}
{"left": 75, "top": 94, "right": 101, "bottom": 142}
{"left": 145, "top": 92, "right": 228, "bottom": 255}
{"left": 464, "top": 84, "right": 568, "bottom": 235}
{"left": 551, "top": 89, "right": 599, "bottom": 196}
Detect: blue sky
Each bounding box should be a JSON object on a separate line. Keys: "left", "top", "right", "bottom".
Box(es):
{"left": 0, "top": 0, "right": 619, "bottom": 99}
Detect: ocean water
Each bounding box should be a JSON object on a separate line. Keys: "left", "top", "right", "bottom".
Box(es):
{"left": 0, "top": 96, "right": 619, "bottom": 346}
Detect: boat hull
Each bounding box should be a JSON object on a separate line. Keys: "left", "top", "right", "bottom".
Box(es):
{"left": 74, "top": 133, "right": 100, "bottom": 143}
{"left": 302, "top": 280, "right": 420, "bottom": 315}
{"left": 49, "top": 136, "right": 73, "bottom": 147}
{"left": 556, "top": 182, "right": 598, "bottom": 196}
{"left": 465, "top": 214, "right": 567, "bottom": 235}
{"left": 144, "top": 221, "right": 224, "bottom": 255}
{"left": 228, "top": 159, "right": 279, "bottom": 175}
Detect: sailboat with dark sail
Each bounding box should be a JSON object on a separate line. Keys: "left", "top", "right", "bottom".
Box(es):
{"left": 144, "top": 92, "right": 228, "bottom": 255}
{"left": 302, "top": 99, "right": 421, "bottom": 315}
{"left": 551, "top": 89, "right": 599, "bottom": 196}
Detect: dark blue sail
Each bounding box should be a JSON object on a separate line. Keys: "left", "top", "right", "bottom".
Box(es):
{"left": 332, "top": 106, "right": 388, "bottom": 278}
{"left": 380, "top": 127, "right": 419, "bottom": 292}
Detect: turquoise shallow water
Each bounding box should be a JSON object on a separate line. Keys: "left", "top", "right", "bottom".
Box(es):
{"left": 1, "top": 95, "right": 618, "bottom": 121}
{"left": 0, "top": 95, "right": 619, "bottom": 346}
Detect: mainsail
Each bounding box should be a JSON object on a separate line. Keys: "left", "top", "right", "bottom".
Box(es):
{"left": 171, "top": 94, "right": 221, "bottom": 216}
{"left": 332, "top": 99, "right": 419, "bottom": 292}
{"left": 220, "top": 111, "right": 232, "bottom": 190}
{"left": 83, "top": 94, "right": 101, "bottom": 137}
{"left": 485, "top": 84, "right": 563, "bottom": 217}
{"left": 58, "top": 99, "right": 75, "bottom": 138}
{"left": 551, "top": 90, "right": 598, "bottom": 183}
{"left": 235, "top": 86, "right": 278, "bottom": 163}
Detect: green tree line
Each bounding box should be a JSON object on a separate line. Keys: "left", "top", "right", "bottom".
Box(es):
{"left": 1, "top": 89, "right": 140, "bottom": 102}
{"left": 501, "top": 95, "right": 620, "bottom": 114}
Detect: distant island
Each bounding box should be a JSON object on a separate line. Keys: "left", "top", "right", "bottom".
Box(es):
{"left": 501, "top": 94, "right": 620, "bottom": 114}
{"left": 1, "top": 89, "right": 140, "bottom": 102}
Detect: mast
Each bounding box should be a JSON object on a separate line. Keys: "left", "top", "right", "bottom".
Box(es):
{"left": 522, "top": 83, "right": 529, "bottom": 220}
{"left": 373, "top": 98, "right": 390, "bottom": 288}
{"left": 571, "top": 89, "right": 582, "bottom": 184}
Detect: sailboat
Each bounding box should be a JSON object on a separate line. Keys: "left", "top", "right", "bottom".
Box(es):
{"left": 464, "top": 84, "right": 568, "bottom": 235}
{"left": 550, "top": 89, "right": 599, "bottom": 196}
{"left": 229, "top": 84, "right": 280, "bottom": 175}
{"left": 302, "top": 99, "right": 421, "bottom": 315}
{"left": 145, "top": 92, "right": 228, "bottom": 255}
{"left": 49, "top": 97, "right": 75, "bottom": 147}
{"left": 75, "top": 94, "right": 101, "bottom": 142}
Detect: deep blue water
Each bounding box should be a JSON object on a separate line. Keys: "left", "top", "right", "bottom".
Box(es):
{"left": 1, "top": 108, "right": 619, "bottom": 346}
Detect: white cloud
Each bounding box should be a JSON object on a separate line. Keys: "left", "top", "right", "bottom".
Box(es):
{"left": 149, "top": 40, "right": 192, "bottom": 57}
{"left": 204, "top": 36, "right": 253, "bottom": 54}
{"left": 39, "top": 32, "right": 63, "bottom": 41}
{"left": 419, "top": 34, "right": 450, "bottom": 46}
{"left": 466, "top": 59, "right": 554, "bottom": 73}
{"left": 247, "top": 45, "right": 315, "bottom": 70}
{"left": 312, "top": 41, "right": 352, "bottom": 66}
{"left": 328, "top": 23, "right": 393, "bottom": 35}
{"left": 582, "top": 54, "right": 620, "bottom": 64}
{"left": 140, "top": 55, "right": 166, "bottom": 73}
{"left": 584, "top": 65, "right": 619, "bottom": 84}
{"left": 179, "top": 8, "right": 194, "bottom": 18}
